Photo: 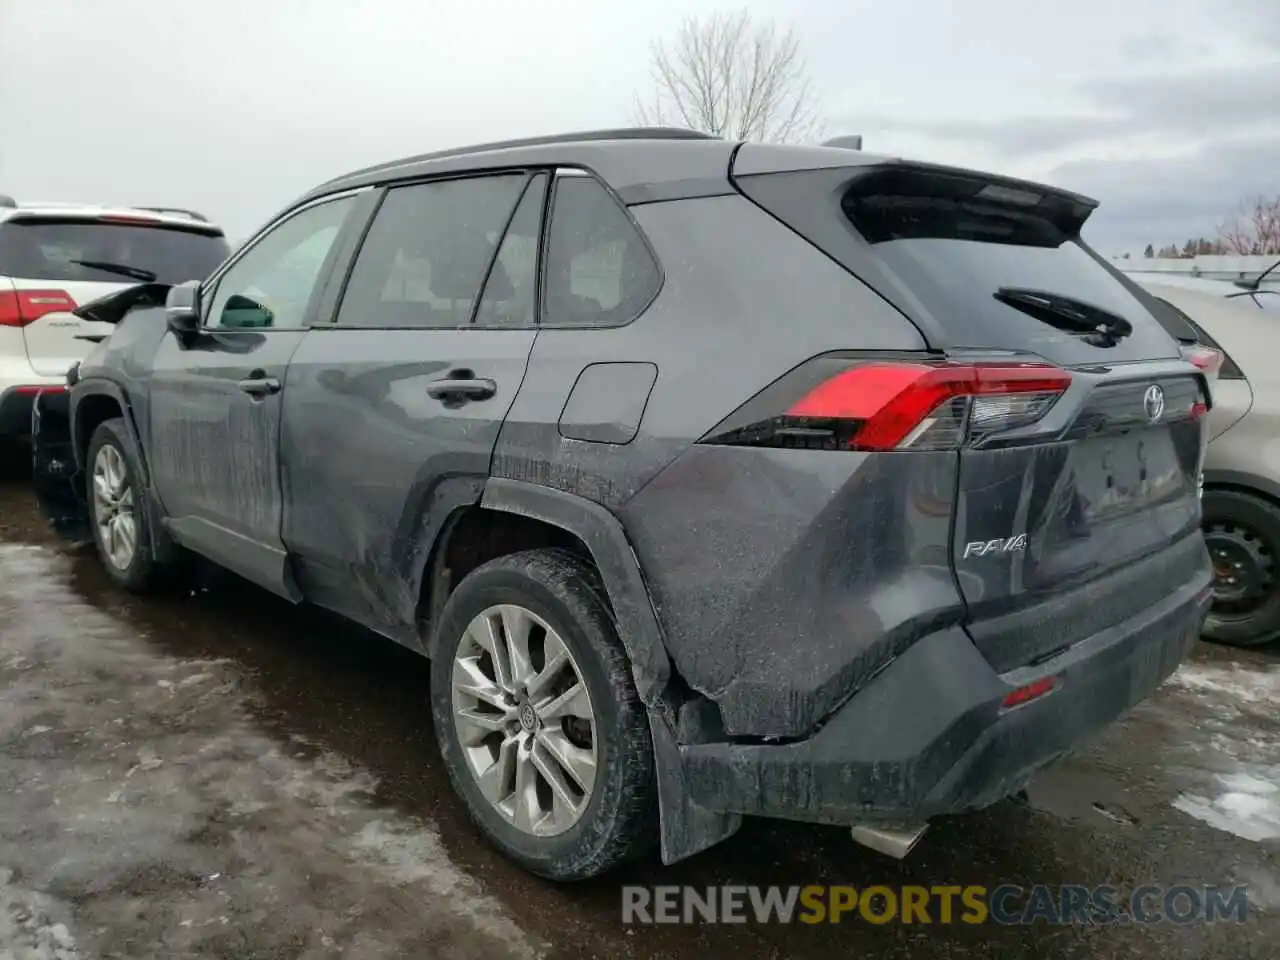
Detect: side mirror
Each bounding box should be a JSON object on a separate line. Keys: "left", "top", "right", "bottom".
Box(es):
{"left": 165, "top": 280, "right": 202, "bottom": 337}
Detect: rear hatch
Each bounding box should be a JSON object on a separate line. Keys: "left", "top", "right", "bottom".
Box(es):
{"left": 0, "top": 213, "right": 229, "bottom": 376}
{"left": 733, "top": 148, "right": 1210, "bottom": 671}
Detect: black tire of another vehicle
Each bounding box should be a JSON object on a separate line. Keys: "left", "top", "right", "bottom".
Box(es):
{"left": 429, "top": 548, "right": 657, "bottom": 881}
{"left": 1202, "top": 488, "right": 1280, "bottom": 648}
{"left": 86, "top": 418, "right": 163, "bottom": 592}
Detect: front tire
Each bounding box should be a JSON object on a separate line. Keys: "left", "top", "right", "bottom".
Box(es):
{"left": 429, "top": 548, "right": 656, "bottom": 881}
{"left": 1202, "top": 488, "right": 1280, "bottom": 648}
{"left": 87, "top": 418, "right": 164, "bottom": 592}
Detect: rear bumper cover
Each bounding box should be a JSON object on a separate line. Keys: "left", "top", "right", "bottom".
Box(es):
{"left": 678, "top": 557, "right": 1210, "bottom": 824}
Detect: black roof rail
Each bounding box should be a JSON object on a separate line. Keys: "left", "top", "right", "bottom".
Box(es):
{"left": 134, "top": 206, "right": 208, "bottom": 222}
{"left": 322, "top": 126, "right": 717, "bottom": 186}
{"left": 0, "top": 194, "right": 16, "bottom": 208}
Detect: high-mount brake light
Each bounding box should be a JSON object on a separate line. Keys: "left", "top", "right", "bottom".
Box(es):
{"left": 704, "top": 360, "right": 1072, "bottom": 452}
{"left": 0, "top": 289, "right": 77, "bottom": 327}
{"left": 97, "top": 214, "right": 160, "bottom": 225}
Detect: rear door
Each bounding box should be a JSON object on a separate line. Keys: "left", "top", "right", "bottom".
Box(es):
{"left": 734, "top": 149, "right": 1208, "bottom": 671}
{"left": 148, "top": 193, "right": 365, "bottom": 598}
{"left": 0, "top": 214, "right": 230, "bottom": 375}
{"left": 279, "top": 172, "right": 543, "bottom": 632}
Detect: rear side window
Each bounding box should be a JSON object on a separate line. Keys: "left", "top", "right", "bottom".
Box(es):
{"left": 0, "top": 218, "right": 229, "bottom": 284}
{"left": 336, "top": 174, "right": 526, "bottom": 329}
{"left": 474, "top": 174, "right": 546, "bottom": 329}
{"left": 541, "top": 175, "right": 660, "bottom": 329}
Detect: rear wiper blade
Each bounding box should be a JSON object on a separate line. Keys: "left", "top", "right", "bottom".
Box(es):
{"left": 70, "top": 260, "right": 157, "bottom": 282}
{"left": 994, "top": 286, "right": 1133, "bottom": 345}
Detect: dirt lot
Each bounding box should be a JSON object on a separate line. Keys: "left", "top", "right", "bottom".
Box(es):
{"left": 1, "top": 471, "right": 1277, "bottom": 959}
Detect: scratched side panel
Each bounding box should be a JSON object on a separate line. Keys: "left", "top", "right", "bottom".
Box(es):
{"left": 280, "top": 327, "right": 537, "bottom": 637}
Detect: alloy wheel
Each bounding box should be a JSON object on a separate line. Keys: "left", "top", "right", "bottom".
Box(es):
{"left": 450, "top": 603, "right": 598, "bottom": 837}
{"left": 92, "top": 443, "right": 137, "bottom": 571}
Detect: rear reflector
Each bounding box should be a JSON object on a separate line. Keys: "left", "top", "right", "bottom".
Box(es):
{"left": 1001, "top": 676, "right": 1056, "bottom": 708}
{"left": 11, "top": 385, "right": 67, "bottom": 395}
{"left": 705, "top": 359, "right": 1072, "bottom": 452}
{"left": 0, "top": 289, "right": 78, "bottom": 327}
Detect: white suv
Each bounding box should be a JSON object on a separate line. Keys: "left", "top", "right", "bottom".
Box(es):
{"left": 0, "top": 196, "right": 231, "bottom": 444}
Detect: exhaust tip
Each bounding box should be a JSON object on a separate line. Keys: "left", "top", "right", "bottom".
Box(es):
{"left": 850, "top": 822, "right": 929, "bottom": 859}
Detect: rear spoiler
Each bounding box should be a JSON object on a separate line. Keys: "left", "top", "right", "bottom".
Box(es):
{"left": 72, "top": 282, "right": 173, "bottom": 325}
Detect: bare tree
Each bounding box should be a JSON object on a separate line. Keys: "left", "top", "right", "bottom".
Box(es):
{"left": 1217, "top": 195, "right": 1280, "bottom": 256}
{"left": 635, "top": 10, "right": 823, "bottom": 144}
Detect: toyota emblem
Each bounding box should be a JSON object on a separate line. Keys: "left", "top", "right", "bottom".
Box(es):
{"left": 1143, "top": 384, "right": 1166, "bottom": 423}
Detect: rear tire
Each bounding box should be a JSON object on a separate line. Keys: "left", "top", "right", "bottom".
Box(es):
{"left": 86, "top": 419, "right": 168, "bottom": 592}
{"left": 429, "top": 548, "right": 657, "bottom": 881}
{"left": 1202, "top": 488, "right": 1280, "bottom": 648}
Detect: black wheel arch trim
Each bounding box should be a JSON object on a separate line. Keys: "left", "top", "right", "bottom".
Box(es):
{"left": 478, "top": 476, "right": 743, "bottom": 865}
{"left": 1202, "top": 469, "right": 1280, "bottom": 508}
{"left": 71, "top": 377, "right": 180, "bottom": 564}
{"left": 480, "top": 477, "right": 671, "bottom": 704}
{"left": 70, "top": 378, "right": 144, "bottom": 477}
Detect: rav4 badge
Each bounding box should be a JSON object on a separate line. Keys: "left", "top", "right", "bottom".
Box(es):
{"left": 963, "top": 534, "right": 1028, "bottom": 559}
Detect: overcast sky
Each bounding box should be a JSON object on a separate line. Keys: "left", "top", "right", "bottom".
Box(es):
{"left": 1, "top": 0, "right": 1276, "bottom": 254}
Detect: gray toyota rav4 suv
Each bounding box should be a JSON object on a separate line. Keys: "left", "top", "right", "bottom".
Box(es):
{"left": 32, "top": 128, "right": 1212, "bottom": 880}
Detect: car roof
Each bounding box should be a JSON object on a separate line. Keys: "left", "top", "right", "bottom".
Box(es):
{"left": 297, "top": 125, "right": 1098, "bottom": 223}
{"left": 0, "top": 201, "right": 223, "bottom": 233}
{"left": 301, "top": 127, "right": 743, "bottom": 208}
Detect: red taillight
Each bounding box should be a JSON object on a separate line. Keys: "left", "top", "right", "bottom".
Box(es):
{"left": 1181, "top": 343, "right": 1223, "bottom": 377}
{"left": 1001, "top": 676, "right": 1056, "bottom": 708}
{"left": 787, "top": 362, "right": 1072, "bottom": 450}
{"left": 0, "top": 289, "right": 78, "bottom": 328}
{"left": 704, "top": 358, "right": 1072, "bottom": 452}
{"left": 97, "top": 214, "right": 160, "bottom": 225}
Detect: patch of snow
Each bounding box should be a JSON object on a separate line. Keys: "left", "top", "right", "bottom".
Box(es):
{"left": 0, "top": 867, "right": 81, "bottom": 960}
{"left": 1174, "top": 770, "right": 1280, "bottom": 842}
{"left": 1167, "top": 661, "right": 1280, "bottom": 708}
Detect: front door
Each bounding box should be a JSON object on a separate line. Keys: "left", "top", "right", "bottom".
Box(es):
{"left": 148, "top": 192, "right": 364, "bottom": 597}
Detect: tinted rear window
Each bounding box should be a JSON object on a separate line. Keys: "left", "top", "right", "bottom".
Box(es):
{"left": 0, "top": 218, "right": 230, "bottom": 284}
{"left": 736, "top": 165, "right": 1181, "bottom": 365}
{"left": 842, "top": 187, "right": 1174, "bottom": 358}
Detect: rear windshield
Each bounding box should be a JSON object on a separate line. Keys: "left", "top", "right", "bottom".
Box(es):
{"left": 735, "top": 165, "right": 1182, "bottom": 365}
{"left": 842, "top": 187, "right": 1173, "bottom": 358}
{"left": 0, "top": 218, "right": 230, "bottom": 284}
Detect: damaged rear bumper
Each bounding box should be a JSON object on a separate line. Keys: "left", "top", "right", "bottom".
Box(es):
{"left": 677, "top": 563, "right": 1210, "bottom": 826}
{"left": 30, "top": 388, "right": 91, "bottom": 542}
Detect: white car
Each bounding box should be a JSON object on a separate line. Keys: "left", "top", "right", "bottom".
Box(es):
{"left": 1123, "top": 269, "right": 1280, "bottom": 310}
{"left": 0, "top": 196, "right": 231, "bottom": 448}
{"left": 1137, "top": 277, "right": 1280, "bottom": 647}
